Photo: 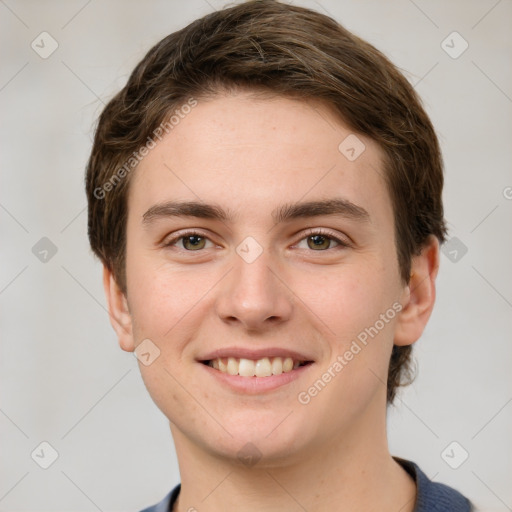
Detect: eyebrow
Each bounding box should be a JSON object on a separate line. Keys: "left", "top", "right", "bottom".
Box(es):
{"left": 142, "top": 198, "right": 370, "bottom": 226}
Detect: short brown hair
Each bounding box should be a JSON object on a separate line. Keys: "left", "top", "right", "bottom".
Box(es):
{"left": 86, "top": 0, "right": 447, "bottom": 403}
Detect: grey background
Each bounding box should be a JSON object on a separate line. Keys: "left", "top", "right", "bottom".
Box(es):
{"left": 1, "top": 0, "right": 511, "bottom": 510}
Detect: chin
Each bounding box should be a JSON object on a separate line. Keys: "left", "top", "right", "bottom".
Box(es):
{"left": 201, "top": 412, "right": 314, "bottom": 468}
{"left": 210, "top": 437, "right": 308, "bottom": 469}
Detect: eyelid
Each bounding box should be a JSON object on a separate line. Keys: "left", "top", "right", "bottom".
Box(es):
{"left": 295, "top": 227, "right": 352, "bottom": 249}
{"left": 162, "top": 227, "right": 351, "bottom": 251}
{"left": 161, "top": 229, "right": 216, "bottom": 249}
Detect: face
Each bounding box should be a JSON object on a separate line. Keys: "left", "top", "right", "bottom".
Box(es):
{"left": 107, "top": 91, "right": 425, "bottom": 466}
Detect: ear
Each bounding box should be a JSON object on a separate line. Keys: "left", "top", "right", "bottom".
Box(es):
{"left": 103, "top": 265, "right": 135, "bottom": 352}
{"left": 394, "top": 235, "right": 440, "bottom": 347}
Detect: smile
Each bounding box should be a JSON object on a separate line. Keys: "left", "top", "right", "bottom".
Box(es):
{"left": 203, "top": 356, "right": 312, "bottom": 377}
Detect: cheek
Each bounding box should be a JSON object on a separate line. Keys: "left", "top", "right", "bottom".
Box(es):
{"left": 126, "top": 253, "right": 212, "bottom": 342}
{"left": 293, "top": 267, "right": 398, "bottom": 429}
{"left": 293, "top": 259, "right": 399, "bottom": 401}
{"left": 293, "top": 261, "right": 396, "bottom": 343}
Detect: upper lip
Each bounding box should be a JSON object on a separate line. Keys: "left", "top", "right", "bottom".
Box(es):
{"left": 198, "top": 347, "right": 315, "bottom": 362}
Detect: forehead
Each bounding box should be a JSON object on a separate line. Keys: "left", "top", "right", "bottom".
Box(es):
{"left": 128, "top": 92, "right": 392, "bottom": 227}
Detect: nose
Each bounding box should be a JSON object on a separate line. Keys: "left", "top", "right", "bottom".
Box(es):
{"left": 215, "top": 249, "right": 293, "bottom": 331}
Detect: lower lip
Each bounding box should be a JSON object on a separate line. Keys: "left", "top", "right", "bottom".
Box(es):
{"left": 199, "top": 362, "right": 314, "bottom": 394}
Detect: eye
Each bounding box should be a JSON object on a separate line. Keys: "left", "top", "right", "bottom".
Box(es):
{"left": 163, "top": 231, "right": 215, "bottom": 251}
{"left": 295, "top": 228, "right": 350, "bottom": 251}
{"left": 163, "top": 228, "right": 350, "bottom": 253}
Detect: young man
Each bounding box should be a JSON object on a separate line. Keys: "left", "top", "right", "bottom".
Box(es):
{"left": 86, "top": 1, "right": 472, "bottom": 510}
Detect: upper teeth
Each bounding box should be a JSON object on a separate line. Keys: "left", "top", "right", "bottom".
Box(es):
{"left": 208, "top": 356, "right": 303, "bottom": 377}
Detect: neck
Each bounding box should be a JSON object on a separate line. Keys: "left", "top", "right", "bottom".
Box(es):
{"left": 170, "top": 395, "right": 416, "bottom": 512}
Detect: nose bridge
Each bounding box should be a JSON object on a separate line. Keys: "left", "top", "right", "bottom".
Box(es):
{"left": 216, "top": 243, "right": 293, "bottom": 328}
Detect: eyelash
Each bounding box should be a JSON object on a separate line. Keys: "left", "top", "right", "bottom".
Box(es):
{"left": 162, "top": 228, "right": 351, "bottom": 252}
{"left": 296, "top": 228, "right": 351, "bottom": 251}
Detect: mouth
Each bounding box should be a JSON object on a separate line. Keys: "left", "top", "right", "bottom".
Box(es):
{"left": 201, "top": 356, "right": 314, "bottom": 377}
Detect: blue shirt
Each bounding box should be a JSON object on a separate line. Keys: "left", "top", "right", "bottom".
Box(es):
{"left": 140, "top": 458, "right": 472, "bottom": 511}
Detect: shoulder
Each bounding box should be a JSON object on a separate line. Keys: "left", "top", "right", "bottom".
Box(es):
{"left": 138, "top": 484, "right": 181, "bottom": 512}
{"left": 395, "top": 457, "right": 473, "bottom": 512}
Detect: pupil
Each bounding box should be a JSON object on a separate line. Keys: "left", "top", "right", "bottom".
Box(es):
{"left": 185, "top": 235, "right": 204, "bottom": 250}
{"left": 309, "top": 235, "right": 328, "bottom": 249}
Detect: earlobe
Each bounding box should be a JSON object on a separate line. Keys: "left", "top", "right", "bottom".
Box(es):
{"left": 102, "top": 265, "right": 135, "bottom": 352}
{"left": 394, "top": 236, "right": 440, "bottom": 347}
